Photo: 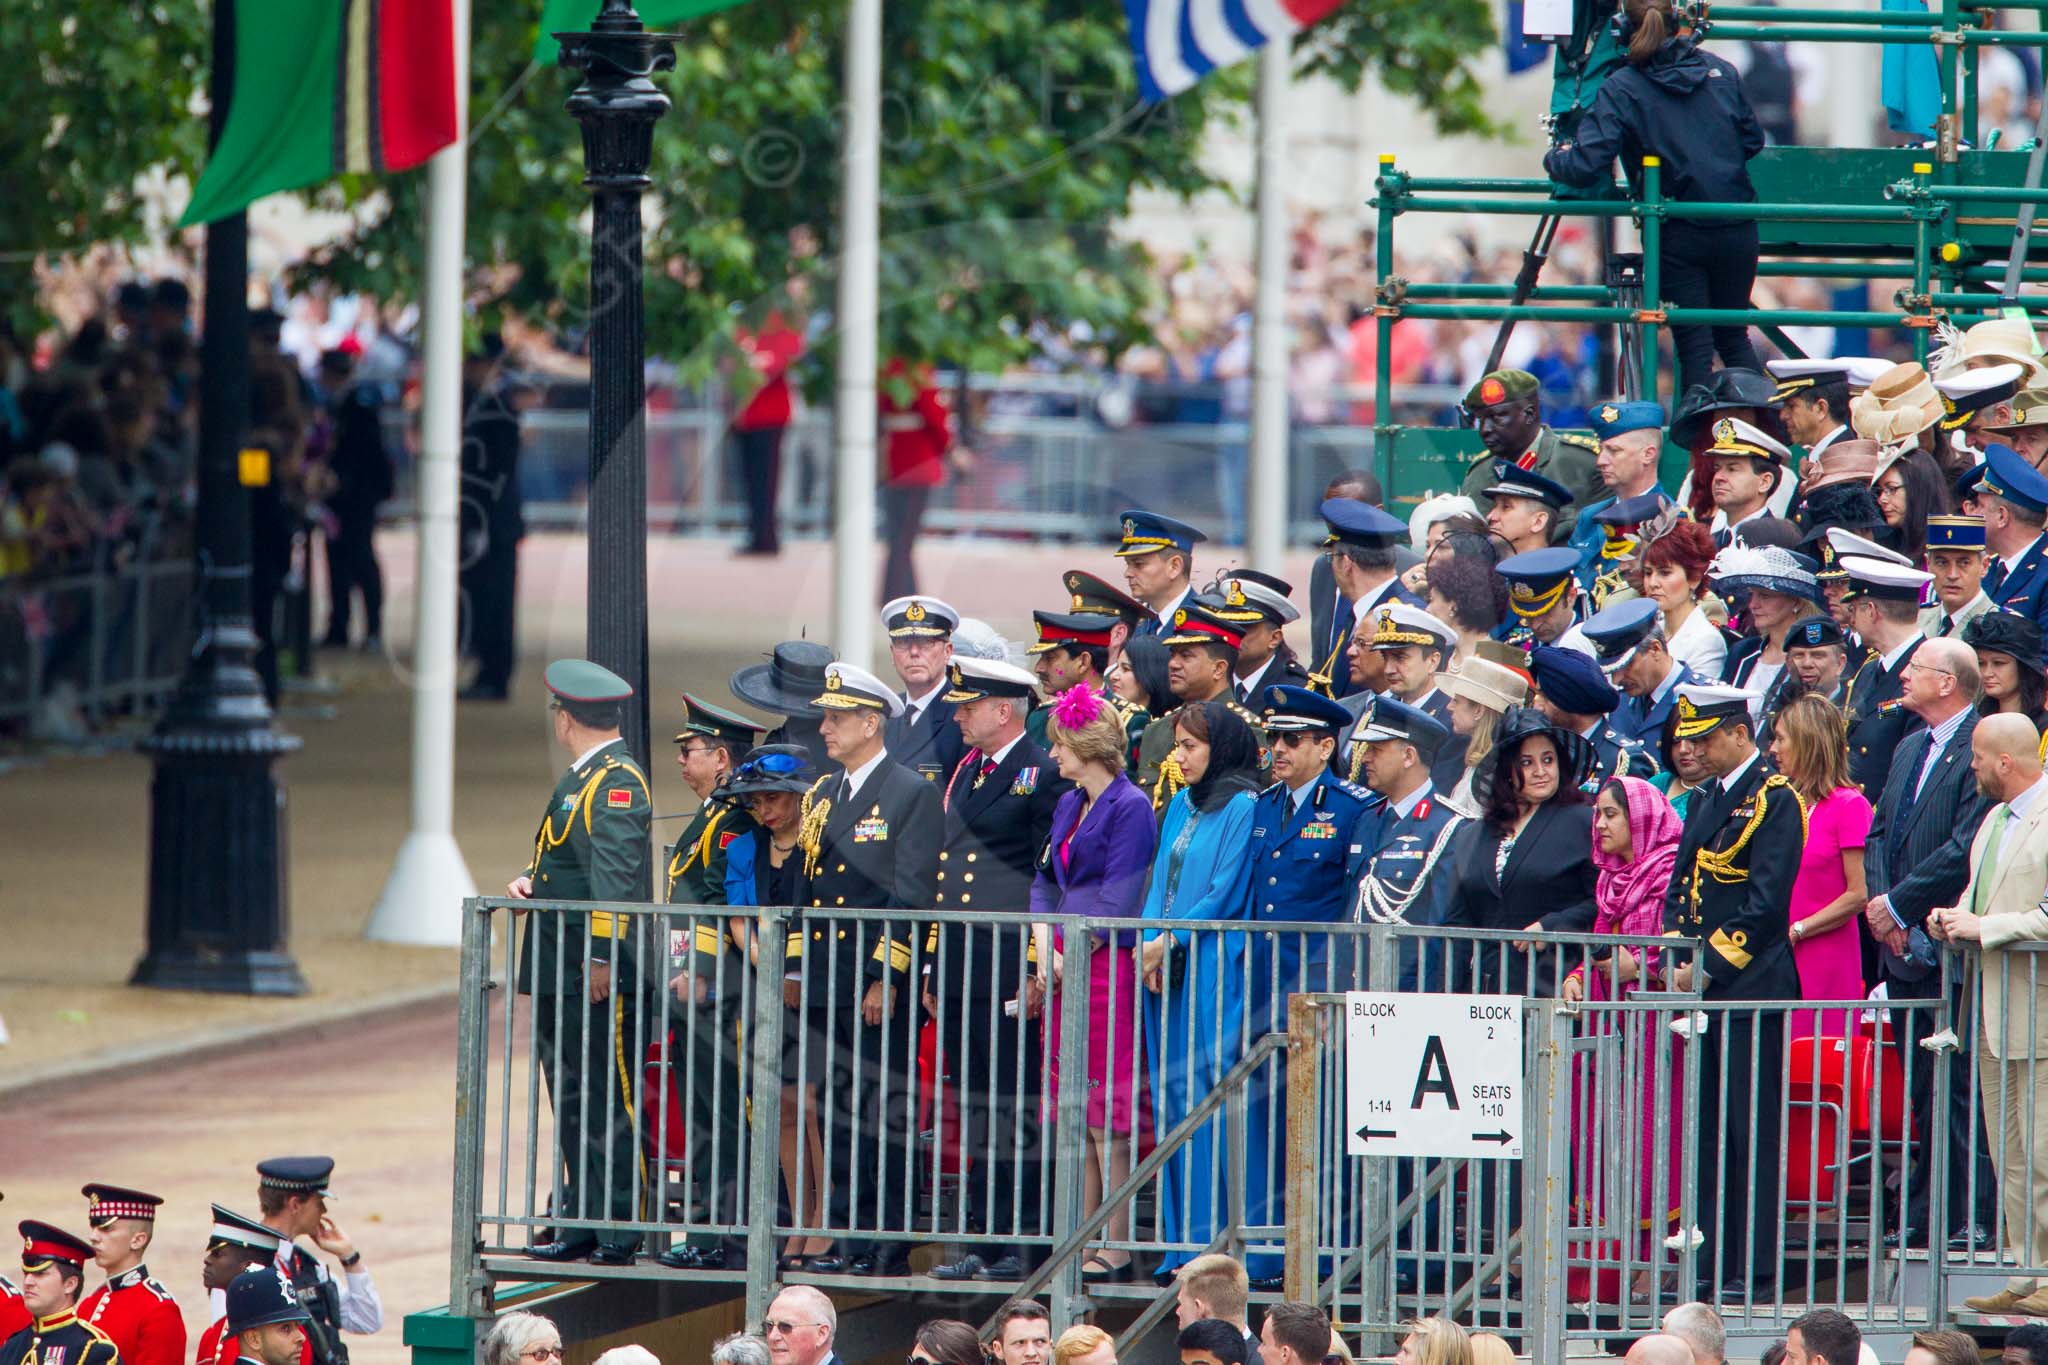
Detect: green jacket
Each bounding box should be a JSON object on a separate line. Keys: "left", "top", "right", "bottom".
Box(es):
{"left": 518, "top": 737, "right": 653, "bottom": 995}
{"left": 1460, "top": 426, "right": 1605, "bottom": 542}
{"left": 664, "top": 798, "right": 757, "bottom": 994}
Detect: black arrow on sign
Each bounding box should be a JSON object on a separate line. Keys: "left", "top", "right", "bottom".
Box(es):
{"left": 1356, "top": 1126, "right": 1397, "bottom": 1142}
{"left": 1472, "top": 1130, "right": 1514, "bottom": 1145}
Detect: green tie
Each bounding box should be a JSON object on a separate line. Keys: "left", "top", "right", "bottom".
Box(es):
{"left": 1973, "top": 804, "right": 2013, "bottom": 916}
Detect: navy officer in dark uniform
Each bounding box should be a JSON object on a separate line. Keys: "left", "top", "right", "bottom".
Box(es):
{"left": 6, "top": 1224, "right": 118, "bottom": 1365}
{"left": 1840, "top": 555, "right": 1935, "bottom": 801}
{"left": 1345, "top": 697, "right": 1466, "bottom": 993}
{"left": 788, "top": 661, "right": 942, "bottom": 1276}
{"left": 925, "top": 656, "right": 1072, "bottom": 1282}
{"left": 1529, "top": 644, "right": 1660, "bottom": 786}
{"left": 880, "top": 595, "right": 966, "bottom": 783}
{"left": 1493, "top": 547, "right": 1591, "bottom": 653}
{"left": 1980, "top": 443, "right": 2048, "bottom": 658}
{"left": 1586, "top": 598, "right": 1703, "bottom": 747}
{"left": 1663, "top": 683, "right": 1805, "bottom": 1301}
{"left": 509, "top": 660, "right": 653, "bottom": 1266}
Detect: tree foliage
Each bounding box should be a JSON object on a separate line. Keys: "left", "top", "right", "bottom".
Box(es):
{"left": 0, "top": 0, "right": 210, "bottom": 331}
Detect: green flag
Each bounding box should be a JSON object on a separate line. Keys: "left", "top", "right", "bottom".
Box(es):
{"left": 535, "top": 0, "right": 749, "bottom": 63}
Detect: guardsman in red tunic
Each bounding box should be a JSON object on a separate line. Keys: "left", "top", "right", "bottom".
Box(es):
{"left": 0, "top": 1276, "right": 27, "bottom": 1345}
{"left": 192, "top": 1210, "right": 301, "bottom": 1365}
{"left": 3, "top": 1222, "right": 120, "bottom": 1365}
{"left": 76, "top": 1187, "right": 180, "bottom": 1365}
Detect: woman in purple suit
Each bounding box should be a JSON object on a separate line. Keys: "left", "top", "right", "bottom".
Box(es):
{"left": 1032, "top": 685, "right": 1160, "bottom": 1283}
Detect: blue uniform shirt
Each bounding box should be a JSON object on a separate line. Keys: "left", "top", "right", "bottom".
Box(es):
{"left": 1243, "top": 773, "right": 1376, "bottom": 1003}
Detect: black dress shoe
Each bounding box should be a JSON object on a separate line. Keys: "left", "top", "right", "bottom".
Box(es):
{"left": 806, "top": 1254, "right": 847, "bottom": 1274}
{"left": 1884, "top": 1226, "right": 1929, "bottom": 1251}
{"left": 590, "top": 1245, "right": 638, "bottom": 1267}
{"left": 696, "top": 1247, "right": 731, "bottom": 1270}
{"left": 1154, "top": 1268, "right": 1177, "bottom": 1288}
{"left": 1950, "top": 1224, "right": 1994, "bottom": 1251}
{"left": 1717, "top": 1277, "right": 1774, "bottom": 1302}
{"left": 656, "top": 1246, "right": 703, "bottom": 1270}
{"left": 1081, "top": 1259, "right": 1134, "bottom": 1284}
{"left": 976, "top": 1256, "right": 1026, "bottom": 1280}
{"left": 850, "top": 1253, "right": 909, "bottom": 1276}
{"left": 527, "top": 1240, "right": 594, "bottom": 1263}
{"left": 929, "top": 1255, "right": 988, "bottom": 1281}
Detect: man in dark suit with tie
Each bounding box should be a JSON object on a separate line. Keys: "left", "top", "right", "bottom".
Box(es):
{"left": 1980, "top": 444, "right": 2048, "bottom": 661}
{"left": 1308, "top": 470, "right": 1381, "bottom": 662}
{"left": 1840, "top": 555, "right": 1934, "bottom": 800}
{"left": 1862, "top": 635, "right": 1999, "bottom": 1251}
{"left": 1114, "top": 508, "right": 1206, "bottom": 639}
{"left": 880, "top": 594, "right": 965, "bottom": 784}
{"left": 1314, "top": 498, "right": 1419, "bottom": 698}
{"left": 789, "top": 661, "right": 942, "bottom": 1276}
{"left": 924, "top": 657, "right": 1071, "bottom": 1283}
{"left": 1663, "top": 683, "right": 1804, "bottom": 1301}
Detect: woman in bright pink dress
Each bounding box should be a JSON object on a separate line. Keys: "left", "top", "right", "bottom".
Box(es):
{"left": 1768, "top": 693, "right": 1871, "bottom": 1038}
{"left": 1562, "top": 775, "right": 1685, "bottom": 1300}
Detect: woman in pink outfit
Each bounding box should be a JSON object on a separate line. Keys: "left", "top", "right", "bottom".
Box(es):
{"left": 1769, "top": 692, "right": 1871, "bottom": 1038}
{"left": 1562, "top": 775, "right": 1685, "bottom": 1300}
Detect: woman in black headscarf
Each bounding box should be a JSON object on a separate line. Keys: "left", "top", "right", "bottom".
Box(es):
{"left": 1445, "top": 706, "right": 1600, "bottom": 994}
{"left": 1136, "top": 700, "right": 1263, "bottom": 1278}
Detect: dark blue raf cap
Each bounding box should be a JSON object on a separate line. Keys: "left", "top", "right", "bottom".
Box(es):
{"left": 1259, "top": 683, "right": 1353, "bottom": 734}
{"left": 1926, "top": 515, "right": 1987, "bottom": 551}
{"left": 1587, "top": 400, "right": 1666, "bottom": 440}
{"left": 1529, "top": 644, "right": 1620, "bottom": 716}
{"left": 1483, "top": 460, "right": 1574, "bottom": 510}
{"left": 225, "top": 1265, "right": 312, "bottom": 1336}
{"left": 1980, "top": 444, "right": 2048, "bottom": 516}
{"left": 1319, "top": 498, "right": 1407, "bottom": 549}
{"left": 1114, "top": 508, "right": 1206, "bottom": 558}
{"left": 257, "top": 1156, "right": 335, "bottom": 1200}
{"left": 1581, "top": 598, "right": 1661, "bottom": 674}
{"left": 1593, "top": 490, "right": 1674, "bottom": 528}
{"left": 1787, "top": 615, "right": 1846, "bottom": 650}
{"left": 1496, "top": 547, "right": 1583, "bottom": 620}
{"left": 1355, "top": 695, "right": 1453, "bottom": 759}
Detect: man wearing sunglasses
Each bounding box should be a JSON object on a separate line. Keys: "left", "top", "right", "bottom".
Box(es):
{"left": 762, "top": 1287, "right": 839, "bottom": 1365}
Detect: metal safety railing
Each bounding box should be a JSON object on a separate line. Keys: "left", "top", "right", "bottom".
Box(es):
{"left": 447, "top": 902, "right": 2048, "bottom": 1358}
{"left": 0, "top": 557, "right": 195, "bottom": 730}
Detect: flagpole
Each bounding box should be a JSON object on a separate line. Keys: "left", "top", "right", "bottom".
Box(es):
{"left": 830, "top": 0, "right": 882, "bottom": 669}
{"left": 1245, "top": 39, "right": 1290, "bottom": 571}
{"left": 367, "top": 0, "right": 476, "bottom": 944}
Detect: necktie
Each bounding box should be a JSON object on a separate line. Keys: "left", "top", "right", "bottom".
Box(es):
{"left": 973, "top": 756, "right": 996, "bottom": 788}
{"left": 1937, "top": 615, "right": 1954, "bottom": 638}
{"left": 1973, "top": 804, "right": 2012, "bottom": 915}
{"left": 1988, "top": 558, "right": 2010, "bottom": 597}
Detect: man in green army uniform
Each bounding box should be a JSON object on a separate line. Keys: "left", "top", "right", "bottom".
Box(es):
{"left": 1135, "top": 601, "right": 1265, "bottom": 812}
{"left": 653, "top": 694, "right": 762, "bottom": 1271}
{"left": 1023, "top": 605, "right": 1147, "bottom": 756}
{"left": 509, "top": 659, "right": 653, "bottom": 1267}
{"left": 1061, "top": 569, "right": 1148, "bottom": 690}
{"left": 1458, "top": 368, "right": 1604, "bottom": 538}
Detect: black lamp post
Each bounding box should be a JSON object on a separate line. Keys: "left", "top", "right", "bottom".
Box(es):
{"left": 134, "top": 0, "right": 306, "bottom": 995}
{"left": 558, "top": 0, "right": 676, "bottom": 777}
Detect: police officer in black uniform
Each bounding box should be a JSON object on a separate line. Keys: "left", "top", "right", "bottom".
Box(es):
{"left": 924, "top": 657, "right": 1071, "bottom": 1282}
{"left": 6, "top": 1224, "right": 119, "bottom": 1365}
{"left": 1663, "top": 683, "right": 1805, "bottom": 1301}
{"left": 788, "top": 661, "right": 943, "bottom": 1276}
{"left": 220, "top": 1265, "right": 312, "bottom": 1365}
{"left": 510, "top": 660, "right": 654, "bottom": 1265}
{"left": 655, "top": 694, "right": 764, "bottom": 1271}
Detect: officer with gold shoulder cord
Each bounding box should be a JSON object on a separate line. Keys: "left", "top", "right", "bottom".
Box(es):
{"left": 5, "top": 1224, "right": 119, "bottom": 1365}
{"left": 1663, "top": 683, "right": 1805, "bottom": 1304}
{"left": 787, "top": 661, "right": 942, "bottom": 1277}
{"left": 508, "top": 659, "right": 653, "bottom": 1266}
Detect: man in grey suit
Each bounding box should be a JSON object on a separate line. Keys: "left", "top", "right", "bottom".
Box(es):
{"left": 1863, "top": 636, "right": 1998, "bottom": 1249}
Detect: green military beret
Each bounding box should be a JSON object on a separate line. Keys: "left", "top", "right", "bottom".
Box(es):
{"left": 545, "top": 658, "right": 634, "bottom": 704}
{"left": 1464, "top": 369, "right": 1541, "bottom": 412}
{"left": 675, "top": 691, "right": 764, "bottom": 745}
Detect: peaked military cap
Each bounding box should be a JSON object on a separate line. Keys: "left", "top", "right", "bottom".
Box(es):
{"left": 544, "top": 659, "right": 632, "bottom": 704}
{"left": 941, "top": 656, "right": 1039, "bottom": 703}
{"left": 674, "top": 693, "right": 763, "bottom": 747}
{"left": 1061, "top": 569, "right": 1146, "bottom": 622}
{"left": 81, "top": 1185, "right": 161, "bottom": 1226}
{"left": 1259, "top": 684, "right": 1352, "bottom": 734}
{"left": 207, "top": 1206, "right": 283, "bottom": 1255}
{"left": 1496, "top": 547, "right": 1582, "bottom": 620}
{"left": 1355, "top": 694, "right": 1452, "bottom": 758}
{"left": 1320, "top": 498, "right": 1407, "bottom": 549}
{"left": 1982, "top": 443, "right": 2048, "bottom": 516}
{"left": 1581, "top": 598, "right": 1662, "bottom": 674}
{"left": 19, "top": 1222, "right": 91, "bottom": 1272}
{"left": 1936, "top": 362, "right": 2025, "bottom": 430}
{"left": 1160, "top": 601, "right": 1246, "bottom": 651}
{"left": 880, "top": 595, "right": 959, "bottom": 639}
{"left": 257, "top": 1156, "right": 335, "bottom": 1200}
{"left": 1114, "top": 509, "right": 1206, "bottom": 558}
{"left": 814, "top": 661, "right": 904, "bottom": 716}
{"left": 1672, "top": 683, "right": 1758, "bottom": 739}
{"left": 1482, "top": 460, "right": 1575, "bottom": 510}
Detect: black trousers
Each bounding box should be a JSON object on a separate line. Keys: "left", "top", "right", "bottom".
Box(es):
{"left": 1659, "top": 219, "right": 1763, "bottom": 397}
{"left": 881, "top": 484, "right": 931, "bottom": 603}
{"left": 534, "top": 988, "right": 646, "bottom": 1250}
{"left": 816, "top": 1002, "right": 920, "bottom": 1259}
{"left": 322, "top": 513, "right": 383, "bottom": 645}
{"left": 1694, "top": 1008, "right": 1784, "bottom": 1292}
{"left": 735, "top": 426, "right": 784, "bottom": 553}
{"left": 460, "top": 534, "right": 519, "bottom": 693}
{"left": 672, "top": 1000, "right": 748, "bottom": 1251}
{"left": 948, "top": 996, "right": 1045, "bottom": 1253}
{"left": 1889, "top": 972, "right": 1999, "bottom": 1235}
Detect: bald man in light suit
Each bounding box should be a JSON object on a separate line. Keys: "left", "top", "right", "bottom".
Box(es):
{"left": 1932, "top": 713, "right": 2048, "bottom": 1315}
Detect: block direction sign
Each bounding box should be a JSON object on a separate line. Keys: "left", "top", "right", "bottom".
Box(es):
{"left": 1344, "top": 991, "right": 1524, "bottom": 1159}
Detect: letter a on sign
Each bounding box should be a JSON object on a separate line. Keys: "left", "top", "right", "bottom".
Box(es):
{"left": 1410, "top": 1035, "right": 1460, "bottom": 1109}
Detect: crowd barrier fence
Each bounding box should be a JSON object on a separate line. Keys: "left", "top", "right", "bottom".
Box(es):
{"left": 449, "top": 904, "right": 2046, "bottom": 1360}
{"left": 0, "top": 557, "right": 194, "bottom": 730}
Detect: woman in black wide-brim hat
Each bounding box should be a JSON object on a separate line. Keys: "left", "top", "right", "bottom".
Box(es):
{"left": 1967, "top": 611, "right": 2048, "bottom": 758}
{"left": 729, "top": 641, "right": 834, "bottom": 770}
{"left": 1443, "top": 706, "right": 1600, "bottom": 996}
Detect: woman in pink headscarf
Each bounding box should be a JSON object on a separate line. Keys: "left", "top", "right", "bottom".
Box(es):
{"left": 1561, "top": 776, "right": 1686, "bottom": 1301}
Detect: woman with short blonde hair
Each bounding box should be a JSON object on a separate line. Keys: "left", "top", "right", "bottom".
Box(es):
{"left": 1052, "top": 1326, "right": 1114, "bottom": 1365}
{"left": 1392, "top": 1317, "right": 1470, "bottom": 1365}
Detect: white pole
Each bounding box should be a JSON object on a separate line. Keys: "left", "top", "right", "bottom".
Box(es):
{"left": 367, "top": 0, "right": 476, "bottom": 944}
{"left": 830, "top": 0, "right": 882, "bottom": 669}
{"left": 1245, "top": 40, "right": 1290, "bottom": 570}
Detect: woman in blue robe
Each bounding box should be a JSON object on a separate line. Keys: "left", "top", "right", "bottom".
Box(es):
{"left": 1138, "top": 700, "right": 1262, "bottom": 1279}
